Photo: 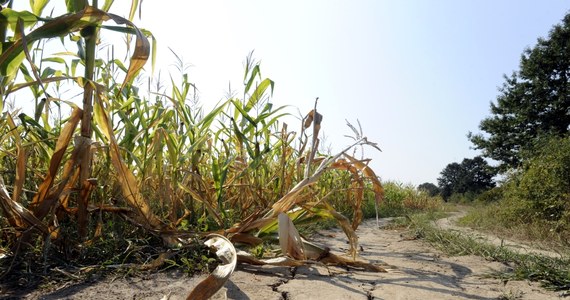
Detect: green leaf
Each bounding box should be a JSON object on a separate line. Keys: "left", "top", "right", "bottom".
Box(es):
{"left": 71, "top": 59, "right": 80, "bottom": 76}
{"left": 65, "top": 0, "right": 86, "bottom": 13}
{"left": 0, "top": 6, "right": 150, "bottom": 91}
{"left": 129, "top": 0, "right": 140, "bottom": 21}
{"left": 42, "top": 57, "right": 66, "bottom": 64}
{"left": 40, "top": 66, "right": 56, "bottom": 79}
{"left": 231, "top": 99, "right": 256, "bottom": 127}
{"left": 244, "top": 64, "right": 260, "bottom": 95}
{"left": 102, "top": 0, "right": 115, "bottom": 12}
{"left": 0, "top": 8, "right": 39, "bottom": 32}
{"left": 245, "top": 78, "right": 274, "bottom": 112}
{"left": 30, "top": 0, "right": 49, "bottom": 15}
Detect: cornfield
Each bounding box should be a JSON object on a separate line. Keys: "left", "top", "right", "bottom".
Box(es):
{"left": 0, "top": 1, "right": 386, "bottom": 298}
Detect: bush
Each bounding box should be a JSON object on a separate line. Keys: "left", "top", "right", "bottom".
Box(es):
{"left": 498, "top": 135, "right": 570, "bottom": 228}
{"left": 476, "top": 187, "right": 504, "bottom": 203}
{"left": 447, "top": 192, "right": 477, "bottom": 203}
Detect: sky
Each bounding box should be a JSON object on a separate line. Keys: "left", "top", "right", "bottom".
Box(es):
{"left": 11, "top": 1, "right": 570, "bottom": 186}
{"left": 114, "top": 1, "right": 570, "bottom": 186}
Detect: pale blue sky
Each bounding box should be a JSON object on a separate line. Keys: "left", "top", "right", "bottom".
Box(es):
{"left": 11, "top": 1, "right": 570, "bottom": 186}
{"left": 112, "top": 1, "right": 570, "bottom": 186}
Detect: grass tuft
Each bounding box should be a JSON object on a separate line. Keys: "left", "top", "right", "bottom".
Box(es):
{"left": 400, "top": 212, "right": 570, "bottom": 291}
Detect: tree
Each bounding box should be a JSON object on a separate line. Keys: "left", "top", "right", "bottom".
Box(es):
{"left": 418, "top": 182, "right": 440, "bottom": 197}
{"left": 437, "top": 156, "right": 496, "bottom": 200}
{"left": 469, "top": 13, "right": 570, "bottom": 171}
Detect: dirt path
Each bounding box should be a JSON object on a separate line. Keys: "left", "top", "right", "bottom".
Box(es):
{"left": 434, "top": 208, "right": 563, "bottom": 258}
{"left": 11, "top": 213, "right": 563, "bottom": 300}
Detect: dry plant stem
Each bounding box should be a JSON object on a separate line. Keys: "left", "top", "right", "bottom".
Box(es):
{"left": 304, "top": 97, "right": 319, "bottom": 179}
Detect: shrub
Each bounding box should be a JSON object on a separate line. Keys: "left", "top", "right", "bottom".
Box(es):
{"left": 475, "top": 186, "right": 504, "bottom": 203}
{"left": 498, "top": 135, "right": 570, "bottom": 228}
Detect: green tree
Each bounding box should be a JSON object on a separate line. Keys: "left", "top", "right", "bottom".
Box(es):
{"left": 418, "top": 182, "right": 439, "bottom": 197}
{"left": 469, "top": 13, "right": 570, "bottom": 171}
{"left": 437, "top": 156, "right": 495, "bottom": 200}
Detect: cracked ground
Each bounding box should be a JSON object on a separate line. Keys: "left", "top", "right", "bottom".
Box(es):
{"left": 14, "top": 215, "right": 561, "bottom": 300}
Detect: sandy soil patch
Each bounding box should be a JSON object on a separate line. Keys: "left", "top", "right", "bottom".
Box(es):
{"left": 4, "top": 215, "right": 562, "bottom": 300}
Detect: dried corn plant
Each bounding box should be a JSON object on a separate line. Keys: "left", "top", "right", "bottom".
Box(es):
{"left": 0, "top": 1, "right": 387, "bottom": 297}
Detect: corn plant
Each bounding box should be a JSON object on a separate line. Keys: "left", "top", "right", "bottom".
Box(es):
{"left": 0, "top": 1, "right": 388, "bottom": 297}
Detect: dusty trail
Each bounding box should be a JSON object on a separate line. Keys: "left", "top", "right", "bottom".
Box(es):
{"left": 434, "top": 208, "right": 562, "bottom": 258}
{"left": 10, "top": 212, "right": 562, "bottom": 300}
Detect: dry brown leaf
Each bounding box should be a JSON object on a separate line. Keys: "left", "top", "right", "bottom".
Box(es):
{"left": 330, "top": 159, "right": 365, "bottom": 230}
{"left": 0, "top": 177, "right": 26, "bottom": 228}
{"left": 320, "top": 202, "right": 360, "bottom": 260}
{"left": 278, "top": 212, "right": 306, "bottom": 260}
{"left": 303, "top": 109, "right": 323, "bottom": 130}
{"left": 186, "top": 234, "right": 237, "bottom": 300}
{"left": 0, "top": 177, "right": 49, "bottom": 233}
{"left": 5, "top": 113, "right": 25, "bottom": 204}
{"left": 138, "top": 252, "right": 176, "bottom": 271}
{"left": 343, "top": 154, "right": 385, "bottom": 227}
{"left": 93, "top": 92, "right": 165, "bottom": 231}
{"left": 236, "top": 241, "right": 386, "bottom": 272}
{"left": 343, "top": 154, "right": 384, "bottom": 205}
{"left": 237, "top": 251, "right": 306, "bottom": 267}
{"left": 229, "top": 233, "right": 263, "bottom": 246}
{"left": 302, "top": 239, "right": 387, "bottom": 272}
{"left": 31, "top": 107, "right": 82, "bottom": 219}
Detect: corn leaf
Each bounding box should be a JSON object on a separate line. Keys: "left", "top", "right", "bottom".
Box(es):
{"left": 30, "top": 0, "right": 50, "bottom": 16}
{"left": 93, "top": 90, "right": 165, "bottom": 231}
{"left": 277, "top": 212, "right": 306, "bottom": 260}
{"left": 243, "top": 64, "right": 260, "bottom": 95}
{"left": 343, "top": 154, "right": 384, "bottom": 227}
{"left": 0, "top": 177, "right": 26, "bottom": 229}
{"left": 30, "top": 107, "right": 82, "bottom": 219}
{"left": 245, "top": 78, "right": 274, "bottom": 112}
{"left": 0, "top": 6, "right": 149, "bottom": 92}
{"left": 186, "top": 234, "right": 237, "bottom": 300}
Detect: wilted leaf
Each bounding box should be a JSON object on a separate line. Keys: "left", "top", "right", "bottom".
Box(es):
{"left": 5, "top": 113, "right": 25, "bottom": 203}
{"left": 187, "top": 234, "right": 237, "bottom": 300}
{"left": 303, "top": 239, "right": 387, "bottom": 272}
{"left": 303, "top": 109, "right": 323, "bottom": 130}
{"left": 310, "top": 203, "right": 359, "bottom": 260}
{"left": 30, "top": 107, "right": 82, "bottom": 219}
{"left": 0, "top": 177, "right": 49, "bottom": 233}
{"left": 229, "top": 233, "right": 263, "bottom": 246}
{"left": 93, "top": 91, "right": 165, "bottom": 231}
{"left": 330, "top": 159, "right": 365, "bottom": 230}
{"left": 344, "top": 154, "right": 385, "bottom": 227}
{"left": 236, "top": 251, "right": 305, "bottom": 267}
{"left": 278, "top": 212, "right": 306, "bottom": 260}
{"left": 0, "top": 177, "right": 26, "bottom": 229}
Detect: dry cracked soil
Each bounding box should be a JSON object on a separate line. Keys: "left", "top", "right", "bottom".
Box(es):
{"left": 2, "top": 211, "right": 564, "bottom": 300}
